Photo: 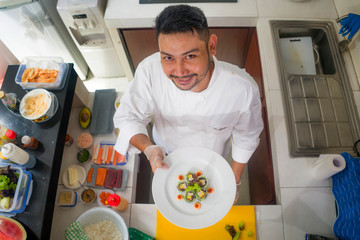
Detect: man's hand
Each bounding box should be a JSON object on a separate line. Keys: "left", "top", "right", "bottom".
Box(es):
{"left": 144, "top": 145, "right": 169, "bottom": 173}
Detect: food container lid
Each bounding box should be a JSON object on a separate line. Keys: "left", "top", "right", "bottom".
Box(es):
{"left": 107, "top": 194, "right": 120, "bottom": 207}
{"left": 5, "top": 130, "right": 16, "bottom": 140}
{"left": 56, "top": 190, "right": 77, "bottom": 207}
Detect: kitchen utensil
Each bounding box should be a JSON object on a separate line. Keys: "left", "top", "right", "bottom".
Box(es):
{"left": 279, "top": 36, "right": 316, "bottom": 75}
{"left": 152, "top": 147, "right": 236, "bottom": 229}
{"left": 156, "top": 206, "right": 256, "bottom": 240}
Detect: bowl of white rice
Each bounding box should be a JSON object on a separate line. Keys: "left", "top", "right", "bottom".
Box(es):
{"left": 76, "top": 207, "right": 128, "bottom": 240}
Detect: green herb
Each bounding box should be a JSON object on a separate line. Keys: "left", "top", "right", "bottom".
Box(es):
{"left": 233, "top": 232, "right": 241, "bottom": 240}
{"left": 0, "top": 175, "right": 17, "bottom": 191}
{"left": 238, "top": 221, "right": 245, "bottom": 231}
{"left": 246, "top": 230, "right": 253, "bottom": 237}
{"left": 225, "top": 224, "right": 237, "bottom": 238}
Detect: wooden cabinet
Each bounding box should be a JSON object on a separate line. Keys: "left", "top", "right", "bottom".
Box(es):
{"left": 122, "top": 27, "right": 275, "bottom": 205}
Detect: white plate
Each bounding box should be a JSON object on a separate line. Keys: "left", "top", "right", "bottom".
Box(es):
{"left": 152, "top": 147, "right": 236, "bottom": 229}
{"left": 62, "top": 164, "right": 86, "bottom": 189}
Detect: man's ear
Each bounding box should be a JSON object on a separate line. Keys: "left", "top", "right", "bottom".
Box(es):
{"left": 208, "top": 34, "right": 217, "bottom": 56}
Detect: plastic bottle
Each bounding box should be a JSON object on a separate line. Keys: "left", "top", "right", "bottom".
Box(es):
{"left": 21, "top": 135, "right": 39, "bottom": 150}
{"left": 1, "top": 143, "right": 36, "bottom": 169}
{"left": 5, "top": 130, "right": 22, "bottom": 146}
{"left": 107, "top": 194, "right": 128, "bottom": 211}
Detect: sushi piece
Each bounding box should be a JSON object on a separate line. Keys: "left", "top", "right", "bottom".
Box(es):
{"left": 194, "top": 202, "right": 201, "bottom": 210}
{"left": 197, "top": 176, "right": 208, "bottom": 188}
{"left": 196, "top": 189, "right": 207, "bottom": 201}
{"left": 195, "top": 170, "right": 202, "bottom": 177}
{"left": 177, "top": 181, "right": 188, "bottom": 192}
{"left": 207, "top": 187, "right": 214, "bottom": 194}
{"left": 185, "top": 171, "right": 197, "bottom": 183}
{"left": 185, "top": 191, "right": 195, "bottom": 203}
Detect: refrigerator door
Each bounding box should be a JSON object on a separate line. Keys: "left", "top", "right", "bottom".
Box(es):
{"left": 0, "top": 1, "right": 88, "bottom": 80}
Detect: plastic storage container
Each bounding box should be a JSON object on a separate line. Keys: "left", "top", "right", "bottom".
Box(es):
{"left": 0, "top": 164, "right": 33, "bottom": 216}
{"left": 56, "top": 190, "right": 77, "bottom": 207}
{"left": 15, "top": 57, "right": 69, "bottom": 90}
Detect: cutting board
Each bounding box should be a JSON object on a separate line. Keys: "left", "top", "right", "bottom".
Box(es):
{"left": 156, "top": 206, "right": 256, "bottom": 240}
{"left": 279, "top": 37, "right": 316, "bottom": 75}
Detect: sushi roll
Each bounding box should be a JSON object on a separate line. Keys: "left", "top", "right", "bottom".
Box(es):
{"left": 177, "top": 181, "right": 188, "bottom": 192}
{"left": 196, "top": 189, "right": 208, "bottom": 201}
{"left": 185, "top": 171, "right": 197, "bottom": 183}
{"left": 197, "top": 176, "right": 208, "bottom": 188}
{"left": 184, "top": 191, "right": 196, "bottom": 203}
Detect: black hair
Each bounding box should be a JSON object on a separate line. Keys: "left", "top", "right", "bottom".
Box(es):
{"left": 155, "top": 5, "right": 210, "bottom": 42}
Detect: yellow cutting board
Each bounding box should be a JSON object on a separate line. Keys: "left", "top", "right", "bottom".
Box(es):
{"left": 156, "top": 206, "right": 256, "bottom": 240}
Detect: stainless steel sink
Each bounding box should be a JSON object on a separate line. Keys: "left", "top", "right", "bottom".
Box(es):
{"left": 271, "top": 21, "right": 360, "bottom": 156}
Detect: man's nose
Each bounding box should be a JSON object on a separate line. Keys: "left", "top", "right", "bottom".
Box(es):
{"left": 174, "top": 60, "right": 187, "bottom": 76}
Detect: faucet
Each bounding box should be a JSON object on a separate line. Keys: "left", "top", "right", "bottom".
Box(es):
{"left": 336, "top": 14, "right": 360, "bottom": 52}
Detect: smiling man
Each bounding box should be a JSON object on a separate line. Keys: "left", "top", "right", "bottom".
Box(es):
{"left": 113, "top": 5, "right": 263, "bottom": 188}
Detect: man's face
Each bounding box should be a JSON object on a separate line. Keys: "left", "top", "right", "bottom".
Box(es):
{"left": 158, "top": 31, "right": 215, "bottom": 92}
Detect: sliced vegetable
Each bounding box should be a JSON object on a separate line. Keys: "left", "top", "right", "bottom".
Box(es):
{"left": 233, "top": 232, "right": 241, "bottom": 240}
{"left": 246, "top": 230, "right": 253, "bottom": 237}
{"left": 87, "top": 168, "right": 94, "bottom": 183}
{"left": 0, "top": 197, "right": 10, "bottom": 209}
{"left": 225, "top": 225, "right": 237, "bottom": 238}
{"left": 99, "top": 191, "right": 111, "bottom": 205}
{"left": 79, "top": 107, "right": 91, "bottom": 129}
{"left": 238, "top": 221, "right": 245, "bottom": 231}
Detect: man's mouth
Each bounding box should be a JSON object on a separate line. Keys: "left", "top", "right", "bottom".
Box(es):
{"left": 170, "top": 74, "right": 197, "bottom": 84}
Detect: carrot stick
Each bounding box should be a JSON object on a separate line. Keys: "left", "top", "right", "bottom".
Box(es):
{"left": 106, "top": 147, "right": 113, "bottom": 164}
{"left": 97, "top": 148, "right": 103, "bottom": 165}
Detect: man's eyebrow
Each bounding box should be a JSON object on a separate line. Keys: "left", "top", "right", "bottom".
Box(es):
{"left": 160, "top": 48, "right": 200, "bottom": 57}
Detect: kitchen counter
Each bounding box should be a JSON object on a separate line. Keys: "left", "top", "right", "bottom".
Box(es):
{"left": 101, "top": 0, "right": 357, "bottom": 239}
{"left": 0, "top": 65, "right": 77, "bottom": 240}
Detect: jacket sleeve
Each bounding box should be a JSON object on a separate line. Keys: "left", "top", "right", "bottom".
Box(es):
{"left": 231, "top": 83, "right": 264, "bottom": 164}
{"left": 113, "top": 62, "right": 155, "bottom": 155}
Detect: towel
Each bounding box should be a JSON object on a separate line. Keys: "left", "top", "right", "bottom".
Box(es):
{"left": 65, "top": 221, "right": 90, "bottom": 240}
{"left": 332, "top": 152, "right": 360, "bottom": 239}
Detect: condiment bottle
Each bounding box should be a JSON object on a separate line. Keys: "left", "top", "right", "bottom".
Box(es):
{"left": 5, "top": 130, "right": 22, "bottom": 147}
{"left": 1, "top": 143, "right": 36, "bottom": 169}
{"left": 65, "top": 133, "right": 73, "bottom": 146}
{"left": 21, "top": 135, "right": 39, "bottom": 150}
{"left": 107, "top": 194, "right": 128, "bottom": 211}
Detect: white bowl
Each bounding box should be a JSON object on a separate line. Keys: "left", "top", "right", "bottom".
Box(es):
{"left": 76, "top": 207, "right": 129, "bottom": 240}
{"left": 19, "top": 88, "right": 58, "bottom": 123}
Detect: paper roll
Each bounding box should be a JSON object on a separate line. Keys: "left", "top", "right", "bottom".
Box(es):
{"left": 311, "top": 154, "right": 346, "bottom": 180}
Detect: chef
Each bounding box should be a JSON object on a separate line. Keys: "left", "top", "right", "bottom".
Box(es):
{"left": 113, "top": 4, "right": 263, "bottom": 189}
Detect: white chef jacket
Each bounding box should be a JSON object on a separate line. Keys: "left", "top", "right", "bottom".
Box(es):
{"left": 113, "top": 52, "right": 263, "bottom": 163}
